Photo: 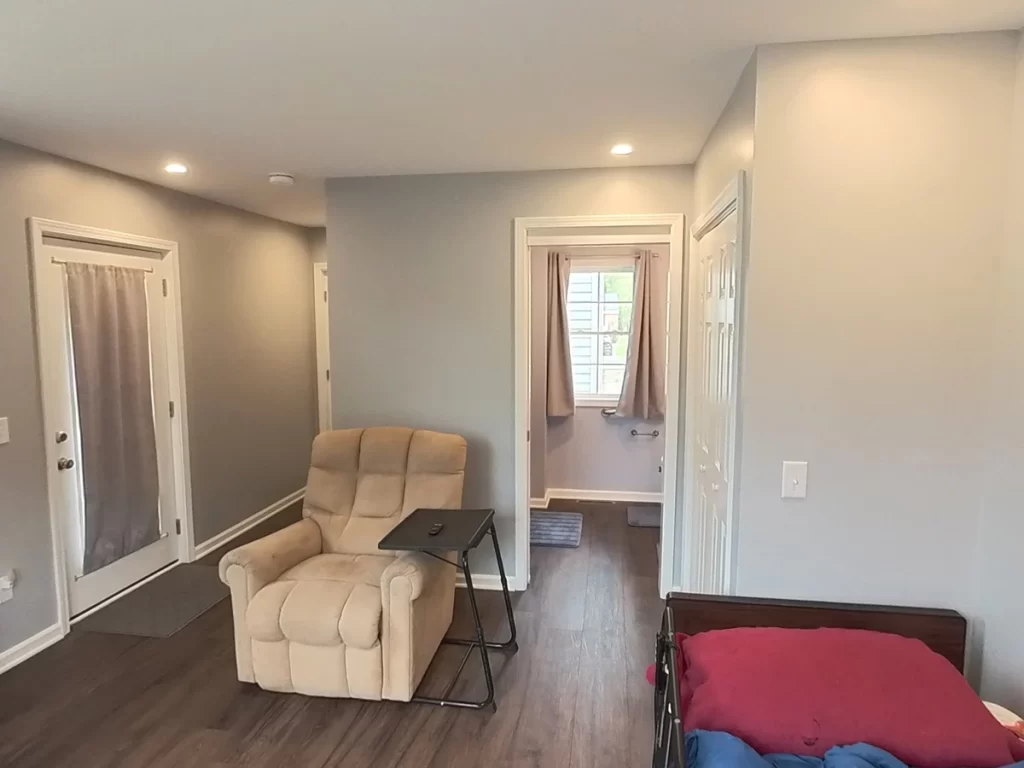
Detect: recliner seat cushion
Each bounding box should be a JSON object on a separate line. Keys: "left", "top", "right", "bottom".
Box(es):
{"left": 245, "top": 554, "right": 387, "bottom": 650}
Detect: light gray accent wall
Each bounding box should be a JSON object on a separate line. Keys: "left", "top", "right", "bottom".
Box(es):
{"left": 975, "top": 32, "right": 1024, "bottom": 713}
{"left": 326, "top": 165, "right": 693, "bottom": 578}
{"left": 737, "top": 32, "right": 1015, "bottom": 619}
{"left": 531, "top": 245, "right": 669, "bottom": 496}
{"left": 694, "top": 52, "right": 757, "bottom": 217}
{"left": 0, "top": 139, "right": 318, "bottom": 655}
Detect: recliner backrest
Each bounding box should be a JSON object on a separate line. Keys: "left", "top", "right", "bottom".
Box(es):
{"left": 302, "top": 427, "right": 467, "bottom": 555}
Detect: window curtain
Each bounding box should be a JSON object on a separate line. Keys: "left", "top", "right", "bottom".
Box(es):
{"left": 546, "top": 250, "right": 575, "bottom": 417}
{"left": 66, "top": 263, "right": 161, "bottom": 575}
{"left": 616, "top": 250, "right": 666, "bottom": 419}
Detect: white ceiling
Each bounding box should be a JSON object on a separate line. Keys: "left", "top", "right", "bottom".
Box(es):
{"left": 2, "top": 1, "right": 1023, "bottom": 227}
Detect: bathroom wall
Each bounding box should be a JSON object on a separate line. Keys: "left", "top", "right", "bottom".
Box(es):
{"left": 531, "top": 244, "right": 668, "bottom": 499}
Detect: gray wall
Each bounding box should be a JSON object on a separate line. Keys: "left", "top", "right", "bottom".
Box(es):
{"left": 327, "top": 165, "right": 693, "bottom": 580}
{"left": 736, "top": 33, "right": 1015, "bottom": 616}
{"left": 975, "top": 32, "right": 1024, "bottom": 713}
{"left": 688, "top": 51, "right": 757, "bottom": 588}
{"left": 546, "top": 409, "right": 664, "bottom": 494}
{"left": 530, "top": 245, "right": 669, "bottom": 497}
{"left": 0, "top": 139, "right": 318, "bottom": 655}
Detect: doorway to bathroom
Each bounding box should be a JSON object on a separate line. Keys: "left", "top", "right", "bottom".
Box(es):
{"left": 512, "top": 214, "right": 686, "bottom": 597}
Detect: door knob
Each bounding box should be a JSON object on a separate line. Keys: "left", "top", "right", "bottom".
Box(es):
{"left": 55, "top": 431, "right": 68, "bottom": 444}
{"left": 57, "top": 457, "right": 75, "bottom": 471}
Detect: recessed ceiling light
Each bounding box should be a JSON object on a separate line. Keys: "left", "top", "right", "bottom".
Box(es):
{"left": 164, "top": 162, "right": 188, "bottom": 174}
{"left": 611, "top": 143, "right": 633, "bottom": 156}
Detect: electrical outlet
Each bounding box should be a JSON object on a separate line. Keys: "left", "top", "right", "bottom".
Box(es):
{"left": 0, "top": 569, "right": 14, "bottom": 605}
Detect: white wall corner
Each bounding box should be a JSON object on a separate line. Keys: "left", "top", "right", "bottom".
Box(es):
{"left": 529, "top": 490, "right": 552, "bottom": 509}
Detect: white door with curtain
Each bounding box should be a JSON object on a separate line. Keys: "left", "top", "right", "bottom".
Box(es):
{"left": 31, "top": 223, "right": 186, "bottom": 618}
{"left": 685, "top": 174, "right": 745, "bottom": 595}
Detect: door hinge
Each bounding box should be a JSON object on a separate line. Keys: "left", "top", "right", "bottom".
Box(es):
{"left": 527, "top": 429, "right": 530, "bottom": 442}
{"left": 326, "top": 369, "right": 330, "bottom": 381}
{"left": 169, "top": 401, "right": 175, "bottom": 418}
{"left": 175, "top": 519, "right": 182, "bottom": 535}
{"left": 323, "top": 290, "right": 328, "bottom": 303}
{"left": 162, "top": 278, "right": 168, "bottom": 297}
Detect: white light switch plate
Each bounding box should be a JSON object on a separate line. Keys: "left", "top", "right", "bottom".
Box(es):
{"left": 0, "top": 417, "right": 9, "bottom": 445}
{"left": 781, "top": 461, "right": 808, "bottom": 499}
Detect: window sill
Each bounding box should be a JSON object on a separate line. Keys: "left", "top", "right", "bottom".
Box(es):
{"left": 574, "top": 399, "right": 620, "bottom": 409}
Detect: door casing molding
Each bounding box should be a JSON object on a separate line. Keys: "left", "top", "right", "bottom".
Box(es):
{"left": 513, "top": 213, "right": 686, "bottom": 596}
{"left": 27, "top": 217, "right": 194, "bottom": 636}
{"left": 313, "top": 262, "right": 331, "bottom": 432}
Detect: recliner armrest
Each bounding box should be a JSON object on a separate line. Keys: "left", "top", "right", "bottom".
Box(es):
{"left": 218, "top": 518, "right": 322, "bottom": 589}
{"left": 380, "top": 551, "right": 451, "bottom": 601}
{"left": 380, "top": 551, "right": 458, "bottom": 701}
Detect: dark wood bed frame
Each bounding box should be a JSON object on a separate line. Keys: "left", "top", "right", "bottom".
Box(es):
{"left": 652, "top": 592, "right": 968, "bottom": 768}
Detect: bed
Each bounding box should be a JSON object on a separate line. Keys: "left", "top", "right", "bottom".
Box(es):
{"left": 653, "top": 592, "right": 983, "bottom": 768}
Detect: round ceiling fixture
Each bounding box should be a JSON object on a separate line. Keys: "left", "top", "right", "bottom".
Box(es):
{"left": 268, "top": 173, "right": 295, "bottom": 186}
{"left": 610, "top": 143, "right": 633, "bottom": 156}
{"left": 164, "top": 162, "right": 188, "bottom": 174}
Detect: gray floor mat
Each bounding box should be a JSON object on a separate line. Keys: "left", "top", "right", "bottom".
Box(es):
{"left": 75, "top": 563, "right": 227, "bottom": 638}
{"left": 530, "top": 510, "right": 583, "bottom": 547}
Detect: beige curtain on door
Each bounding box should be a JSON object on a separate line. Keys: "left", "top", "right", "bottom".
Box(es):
{"left": 616, "top": 250, "right": 666, "bottom": 419}
{"left": 66, "top": 263, "right": 161, "bottom": 574}
{"left": 546, "top": 250, "right": 575, "bottom": 417}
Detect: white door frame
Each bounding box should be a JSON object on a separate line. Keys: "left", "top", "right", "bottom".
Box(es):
{"left": 313, "top": 262, "right": 332, "bottom": 432}
{"left": 681, "top": 173, "right": 746, "bottom": 594}
{"left": 28, "top": 217, "right": 194, "bottom": 635}
{"left": 513, "top": 214, "right": 686, "bottom": 597}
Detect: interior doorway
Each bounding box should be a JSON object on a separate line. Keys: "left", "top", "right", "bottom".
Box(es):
{"left": 313, "top": 262, "right": 331, "bottom": 432}
{"left": 29, "top": 219, "right": 192, "bottom": 629}
{"left": 513, "top": 215, "right": 686, "bottom": 596}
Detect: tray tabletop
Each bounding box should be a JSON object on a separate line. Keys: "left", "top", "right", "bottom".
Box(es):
{"left": 378, "top": 508, "right": 495, "bottom": 553}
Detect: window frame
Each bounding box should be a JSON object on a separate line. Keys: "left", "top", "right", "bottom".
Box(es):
{"left": 565, "top": 257, "right": 635, "bottom": 407}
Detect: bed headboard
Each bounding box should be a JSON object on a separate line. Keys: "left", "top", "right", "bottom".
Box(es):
{"left": 667, "top": 593, "right": 967, "bottom": 672}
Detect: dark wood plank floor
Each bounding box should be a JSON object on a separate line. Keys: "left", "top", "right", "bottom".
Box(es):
{"left": 0, "top": 502, "right": 661, "bottom": 768}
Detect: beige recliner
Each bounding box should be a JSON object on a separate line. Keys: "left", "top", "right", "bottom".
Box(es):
{"left": 218, "top": 426, "right": 467, "bottom": 701}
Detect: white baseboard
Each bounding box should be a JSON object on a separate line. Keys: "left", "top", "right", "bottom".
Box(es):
{"left": 193, "top": 488, "right": 305, "bottom": 560}
{"left": 455, "top": 573, "right": 527, "bottom": 592}
{"left": 545, "top": 488, "right": 663, "bottom": 504}
{"left": 0, "top": 623, "right": 64, "bottom": 677}
{"left": 529, "top": 490, "right": 551, "bottom": 509}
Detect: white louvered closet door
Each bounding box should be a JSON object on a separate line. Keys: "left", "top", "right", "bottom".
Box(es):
{"left": 691, "top": 205, "right": 739, "bottom": 595}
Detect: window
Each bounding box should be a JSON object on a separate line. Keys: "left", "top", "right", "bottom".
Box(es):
{"left": 566, "top": 260, "right": 634, "bottom": 405}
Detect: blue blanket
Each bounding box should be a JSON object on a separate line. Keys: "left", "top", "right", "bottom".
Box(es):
{"left": 685, "top": 730, "right": 1024, "bottom": 768}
